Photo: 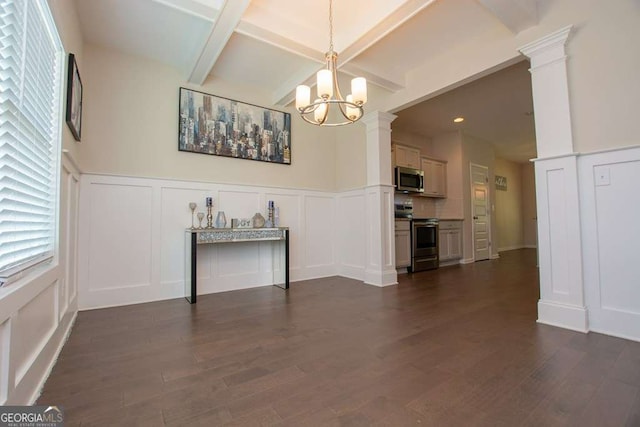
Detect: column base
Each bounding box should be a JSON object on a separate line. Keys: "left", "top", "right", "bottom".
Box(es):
{"left": 537, "top": 299, "right": 588, "bottom": 333}
{"left": 364, "top": 267, "right": 398, "bottom": 287}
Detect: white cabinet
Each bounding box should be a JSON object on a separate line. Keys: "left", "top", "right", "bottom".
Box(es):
{"left": 421, "top": 157, "right": 447, "bottom": 198}
{"left": 439, "top": 220, "right": 462, "bottom": 264}
{"left": 392, "top": 144, "right": 421, "bottom": 169}
{"left": 395, "top": 220, "right": 411, "bottom": 268}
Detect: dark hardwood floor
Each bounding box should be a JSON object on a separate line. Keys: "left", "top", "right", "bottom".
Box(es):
{"left": 38, "top": 249, "right": 640, "bottom": 426}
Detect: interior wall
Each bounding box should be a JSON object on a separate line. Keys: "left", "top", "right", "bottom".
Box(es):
{"left": 335, "top": 120, "right": 367, "bottom": 191}
{"left": 521, "top": 162, "right": 537, "bottom": 248}
{"left": 384, "top": 0, "right": 640, "bottom": 156}
{"left": 47, "top": 0, "right": 84, "bottom": 163}
{"left": 495, "top": 158, "right": 524, "bottom": 251}
{"left": 79, "top": 43, "right": 338, "bottom": 191}
{"left": 78, "top": 174, "right": 345, "bottom": 309}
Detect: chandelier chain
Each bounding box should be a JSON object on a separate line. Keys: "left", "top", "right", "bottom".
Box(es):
{"left": 328, "top": 0, "right": 334, "bottom": 52}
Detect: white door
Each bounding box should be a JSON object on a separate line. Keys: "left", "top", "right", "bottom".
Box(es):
{"left": 471, "top": 164, "right": 490, "bottom": 261}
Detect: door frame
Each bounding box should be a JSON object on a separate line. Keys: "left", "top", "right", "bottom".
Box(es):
{"left": 469, "top": 162, "right": 492, "bottom": 262}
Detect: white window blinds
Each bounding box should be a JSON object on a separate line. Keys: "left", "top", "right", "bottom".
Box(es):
{"left": 0, "top": 0, "right": 62, "bottom": 280}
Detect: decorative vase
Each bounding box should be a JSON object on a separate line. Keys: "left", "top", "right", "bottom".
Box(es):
{"left": 252, "top": 213, "right": 265, "bottom": 228}
{"left": 215, "top": 211, "right": 227, "bottom": 228}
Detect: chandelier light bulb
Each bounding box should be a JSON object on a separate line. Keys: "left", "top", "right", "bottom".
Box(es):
{"left": 296, "top": 85, "right": 310, "bottom": 110}
{"left": 346, "top": 95, "right": 360, "bottom": 120}
{"left": 317, "top": 69, "right": 333, "bottom": 99}
{"left": 351, "top": 77, "right": 367, "bottom": 105}
{"left": 314, "top": 99, "right": 328, "bottom": 123}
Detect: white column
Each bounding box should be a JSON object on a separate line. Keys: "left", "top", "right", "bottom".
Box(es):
{"left": 361, "top": 111, "right": 397, "bottom": 287}
{"left": 519, "top": 26, "right": 588, "bottom": 332}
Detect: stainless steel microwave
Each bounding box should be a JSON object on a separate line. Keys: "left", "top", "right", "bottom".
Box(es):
{"left": 395, "top": 166, "right": 424, "bottom": 193}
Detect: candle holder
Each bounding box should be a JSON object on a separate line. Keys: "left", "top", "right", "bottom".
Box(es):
{"left": 197, "top": 212, "right": 205, "bottom": 229}
{"left": 189, "top": 202, "right": 197, "bottom": 229}
{"left": 206, "top": 206, "right": 213, "bottom": 228}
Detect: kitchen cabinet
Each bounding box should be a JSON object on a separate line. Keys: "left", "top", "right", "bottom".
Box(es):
{"left": 395, "top": 220, "right": 411, "bottom": 268}
{"left": 439, "top": 220, "right": 462, "bottom": 264}
{"left": 421, "top": 157, "right": 447, "bottom": 197}
{"left": 392, "top": 143, "right": 421, "bottom": 169}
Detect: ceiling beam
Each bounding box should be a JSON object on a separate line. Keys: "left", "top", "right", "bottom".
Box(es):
{"left": 270, "top": 0, "right": 437, "bottom": 106}
{"left": 187, "top": 0, "right": 251, "bottom": 85}
{"left": 235, "top": 21, "right": 325, "bottom": 64}
{"left": 237, "top": 20, "right": 406, "bottom": 105}
{"left": 150, "top": 0, "right": 222, "bottom": 21}
{"left": 476, "top": 0, "right": 538, "bottom": 34}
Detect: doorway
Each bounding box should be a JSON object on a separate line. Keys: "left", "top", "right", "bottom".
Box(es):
{"left": 470, "top": 163, "right": 491, "bottom": 261}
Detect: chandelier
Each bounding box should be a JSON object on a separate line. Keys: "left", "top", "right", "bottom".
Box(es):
{"left": 295, "top": 0, "right": 368, "bottom": 126}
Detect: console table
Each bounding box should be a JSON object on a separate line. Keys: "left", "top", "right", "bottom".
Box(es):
{"left": 184, "top": 227, "right": 289, "bottom": 303}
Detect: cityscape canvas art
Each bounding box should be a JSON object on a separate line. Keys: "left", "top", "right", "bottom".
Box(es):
{"left": 179, "top": 88, "right": 291, "bottom": 164}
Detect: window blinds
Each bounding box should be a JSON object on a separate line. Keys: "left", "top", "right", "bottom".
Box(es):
{"left": 0, "top": 0, "right": 62, "bottom": 280}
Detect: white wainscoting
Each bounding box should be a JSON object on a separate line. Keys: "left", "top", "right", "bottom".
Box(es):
{"left": 336, "top": 190, "right": 367, "bottom": 280}
{"left": 534, "top": 154, "right": 587, "bottom": 332}
{"left": 78, "top": 175, "right": 356, "bottom": 310}
{"left": 0, "top": 153, "right": 80, "bottom": 404}
{"left": 580, "top": 145, "right": 640, "bottom": 341}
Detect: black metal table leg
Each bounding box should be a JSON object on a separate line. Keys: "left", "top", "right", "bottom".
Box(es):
{"left": 187, "top": 232, "right": 197, "bottom": 303}
{"left": 285, "top": 229, "right": 289, "bottom": 289}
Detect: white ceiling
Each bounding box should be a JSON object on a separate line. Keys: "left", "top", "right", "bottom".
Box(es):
{"left": 74, "top": 0, "right": 538, "bottom": 161}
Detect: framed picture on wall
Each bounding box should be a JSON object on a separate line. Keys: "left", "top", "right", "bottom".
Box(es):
{"left": 178, "top": 87, "right": 291, "bottom": 165}
{"left": 65, "top": 53, "right": 83, "bottom": 141}
{"left": 495, "top": 175, "right": 508, "bottom": 191}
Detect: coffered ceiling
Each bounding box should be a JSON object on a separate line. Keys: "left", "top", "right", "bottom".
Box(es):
{"left": 75, "top": 0, "right": 539, "bottom": 161}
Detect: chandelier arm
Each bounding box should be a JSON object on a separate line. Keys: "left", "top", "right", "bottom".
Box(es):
{"left": 330, "top": 53, "right": 345, "bottom": 102}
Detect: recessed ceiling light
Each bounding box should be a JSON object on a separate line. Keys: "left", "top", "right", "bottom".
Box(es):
{"left": 453, "top": 117, "right": 464, "bottom": 123}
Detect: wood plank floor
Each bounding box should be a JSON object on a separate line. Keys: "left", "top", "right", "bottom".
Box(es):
{"left": 38, "top": 249, "right": 640, "bottom": 426}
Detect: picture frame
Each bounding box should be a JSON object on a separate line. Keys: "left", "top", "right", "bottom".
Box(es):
{"left": 178, "top": 87, "right": 291, "bottom": 165}
{"left": 65, "top": 53, "right": 83, "bottom": 141}
{"left": 495, "top": 175, "right": 508, "bottom": 191}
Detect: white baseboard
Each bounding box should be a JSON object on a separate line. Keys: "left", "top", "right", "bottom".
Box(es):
{"left": 460, "top": 258, "right": 475, "bottom": 264}
{"left": 491, "top": 253, "right": 500, "bottom": 259}
{"left": 438, "top": 259, "right": 461, "bottom": 267}
{"left": 537, "top": 299, "right": 588, "bottom": 333}
{"left": 498, "top": 245, "right": 525, "bottom": 252}
{"left": 364, "top": 267, "right": 398, "bottom": 287}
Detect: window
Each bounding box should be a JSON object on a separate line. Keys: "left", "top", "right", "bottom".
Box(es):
{"left": 0, "top": 0, "right": 63, "bottom": 283}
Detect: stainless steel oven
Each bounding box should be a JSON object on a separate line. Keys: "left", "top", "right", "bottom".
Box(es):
{"left": 411, "top": 219, "right": 439, "bottom": 272}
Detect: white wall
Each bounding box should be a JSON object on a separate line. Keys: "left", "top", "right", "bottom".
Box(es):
{"left": 78, "top": 174, "right": 359, "bottom": 309}
{"left": 495, "top": 158, "right": 524, "bottom": 251}
{"left": 580, "top": 146, "right": 640, "bottom": 341}
{"left": 79, "top": 43, "right": 338, "bottom": 192}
